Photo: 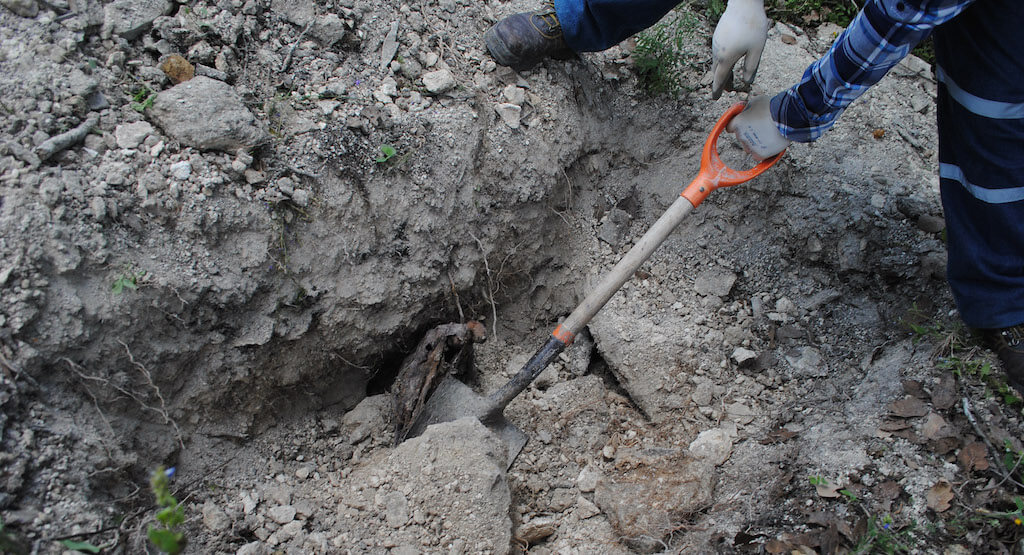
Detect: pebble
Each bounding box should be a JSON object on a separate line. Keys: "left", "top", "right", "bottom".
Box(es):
{"left": 202, "top": 501, "right": 231, "bottom": 532}
{"left": 576, "top": 466, "right": 599, "bottom": 493}
{"left": 169, "top": 160, "right": 192, "bottom": 180}
{"left": 114, "top": 121, "right": 154, "bottom": 149}
{"left": 688, "top": 429, "right": 734, "bottom": 465}
{"left": 267, "top": 505, "right": 296, "bottom": 524}
{"left": 494, "top": 103, "right": 522, "bottom": 128}
{"left": 422, "top": 69, "right": 456, "bottom": 94}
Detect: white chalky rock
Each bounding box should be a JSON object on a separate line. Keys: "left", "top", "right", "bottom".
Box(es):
{"left": 688, "top": 428, "right": 734, "bottom": 466}
{"left": 114, "top": 121, "right": 153, "bottom": 149}
{"left": 422, "top": 69, "right": 456, "bottom": 94}
{"left": 494, "top": 103, "right": 522, "bottom": 129}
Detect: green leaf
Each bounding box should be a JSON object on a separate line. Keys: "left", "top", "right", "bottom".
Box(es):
{"left": 60, "top": 539, "right": 102, "bottom": 553}
{"left": 375, "top": 144, "right": 397, "bottom": 163}
{"left": 147, "top": 528, "right": 183, "bottom": 554}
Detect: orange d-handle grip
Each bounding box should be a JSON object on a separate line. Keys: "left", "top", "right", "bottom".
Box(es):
{"left": 681, "top": 102, "right": 785, "bottom": 208}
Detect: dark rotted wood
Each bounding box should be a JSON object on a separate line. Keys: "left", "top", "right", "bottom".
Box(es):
{"left": 391, "top": 321, "right": 486, "bottom": 443}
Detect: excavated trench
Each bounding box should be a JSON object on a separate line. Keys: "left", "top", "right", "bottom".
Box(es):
{"left": 7, "top": 1, "right": 1010, "bottom": 550}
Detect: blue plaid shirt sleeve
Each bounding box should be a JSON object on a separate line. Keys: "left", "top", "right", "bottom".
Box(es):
{"left": 770, "top": 0, "right": 976, "bottom": 142}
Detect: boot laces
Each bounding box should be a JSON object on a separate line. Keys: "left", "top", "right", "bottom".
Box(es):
{"left": 533, "top": 1, "right": 560, "bottom": 33}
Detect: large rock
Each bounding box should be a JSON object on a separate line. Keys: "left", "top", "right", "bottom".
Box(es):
{"left": 340, "top": 418, "right": 512, "bottom": 553}
{"left": 104, "top": 0, "right": 172, "bottom": 39}
{"left": 594, "top": 449, "right": 714, "bottom": 553}
{"left": 2, "top": 0, "right": 38, "bottom": 18}
{"left": 148, "top": 76, "right": 268, "bottom": 152}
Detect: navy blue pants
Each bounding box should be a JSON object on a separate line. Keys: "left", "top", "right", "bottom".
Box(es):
{"left": 554, "top": 0, "right": 679, "bottom": 51}
{"left": 934, "top": 0, "right": 1024, "bottom": 329}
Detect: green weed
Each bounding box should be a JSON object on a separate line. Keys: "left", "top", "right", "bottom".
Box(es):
{"left": 901, "top": 305, "right": 1021, "bottom": 407}
{"left": 851, "top": 515, "right": 918, "bottom": 554}
{"left": 148, "top": 466, "right": 185, "bottom": 554}
{"left": 130, "top": 86, "right": 156, "bottom": 113}
{"left": 112, "top": 267, "right": 147, "bottom": 294}
{"left": 59, "top": 539, "right": 102, "bottom": 553}
{"left": 768, "top": 0, "right": 862, "bottom": 27}
{"left": 375, "top": 144, "right": 397, "bottom": 164}
{"left": 0, "top": 516, "right": 28, "bottom": 554}
{"left": 633, "top": 9, "right": 704, "bottom": 97}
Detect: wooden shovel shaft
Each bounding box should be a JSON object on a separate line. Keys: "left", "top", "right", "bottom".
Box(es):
{"left": 485, "top": 194, "right": 697, "bottom": 412}
{"left": 559, "top": 194, "right": 697, "bottom": 339}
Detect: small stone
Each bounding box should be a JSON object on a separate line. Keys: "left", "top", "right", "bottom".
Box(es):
{"left": 422, "top": 69, "right": 456, "bottom": 94}
{"left": 688, "top": 429, "right": 733, "bottom": 466}
{"left": 295, "top": 467, "right": 311, "bottom": 480}
{"left": 494, "top": 103, "right": 521, "bottom": 129}
{"left": 2, "top": 0, "right": 39, "bottom": 18}
{"left": 267, "top": 505, "right": 296, "bottom": 525}
{"left": 236, "top": 541, "right": 271, "bottom": 555}
{"left": 693, "top": 268, "right": 737, "bottom": 297}
{"left": 602, "top": 445, "right": 616, "bottom": 459}
{"left": 202, "top": 501, "right": 231, "bottom": 532}
{"left": 382, "top": 492, "right": 409, "bottom": 528}
{"left": 576, "top": 496, "right": 600, "bottom": 519}
{"left": 917, "top": 214, "right": 945, "bottom": 233}
{"left": 160, "top": 54, "right": 195, "bottom": 84}
{"left": 576, "top": 466, "right": 599, "bottom": 493}
{"left": 518, "top": 517, "right": 556, "bottom": 544}
{"left": 104, "top": 0, "right": 173, "bottom": 39}
{"left": 291, "top": 189, "right": 310, "bottom": 207}
{"left": 731, "top": 347, "right": 757, "bottom": 367}
{"left": 169, "top": 160, "right": 192, "bottom": 180}
{"left": 501, "top": 85, "right": 526, "bottom": 106}
{"left": 114, "top": 121, "right": 154, "bottom": 149}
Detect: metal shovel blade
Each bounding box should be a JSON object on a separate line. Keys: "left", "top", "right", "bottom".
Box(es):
{"left": 404, "top": 376, "right": 528, "bottom": 469}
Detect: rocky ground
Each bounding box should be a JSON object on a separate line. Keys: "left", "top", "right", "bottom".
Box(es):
{"left": 1, "top": 0, "right": 1023, "bottom": 553}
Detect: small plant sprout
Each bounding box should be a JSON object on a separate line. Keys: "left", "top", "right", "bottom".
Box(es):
{"left": 375, "top": 144, "right": 397, "bottom": 163}
{"left": 112, "top": 267, "right": 147, "bottom": 294}
{"left": 148, "top": 466, "right": 185, "bottom": 555}
{"left": 130, "top": 86, "right": 157, "bottom": 113}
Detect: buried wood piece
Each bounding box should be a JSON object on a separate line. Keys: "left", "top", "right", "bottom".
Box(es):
{"left": 391, "top": 321, "right": 486, "bottom": 444}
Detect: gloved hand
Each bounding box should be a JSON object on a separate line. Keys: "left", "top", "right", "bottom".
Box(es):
{"left": 726, "top": 96, "right": 790, "bottom": 160}
{"left": 710, "top": 0, "right": 769, "bottom": 99}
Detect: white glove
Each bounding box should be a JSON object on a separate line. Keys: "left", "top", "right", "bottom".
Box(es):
{"left": 711, "top": 0, "right": 769, "bottom": 99}
{"left": 726, "top": 96, "right": 790, "bottom": 160}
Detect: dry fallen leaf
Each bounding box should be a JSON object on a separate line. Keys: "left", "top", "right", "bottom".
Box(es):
{"left": 922, "top": 412, "right": 956, "bottom": 440}
{"left": 930, "top": 374, "right": 957, "bottom": 409}
{"left": 814, "top": 479, "right": 842, "bottom": 498}
{"left": 926, "top": 480, "right": 954, "bottom": 512}
{"left": 872, "top": 128, "right": 886, "bottom": 139}
{"left": 901, "top": 379, "right": 927, "bottom": 399}
{"left": 959, "top": 441, "right": 989, "bottom": 472}
{"left": 889, "top": 396, "right": 929, "bottom": 418}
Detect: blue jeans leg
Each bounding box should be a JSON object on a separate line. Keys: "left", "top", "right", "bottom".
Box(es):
{"left": 554, "top": 0, "right": 681, "bottom": 52}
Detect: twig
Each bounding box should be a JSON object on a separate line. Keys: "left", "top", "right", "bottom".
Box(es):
{"left": 961, "top": 397, "right": 1024, "bottom": 490}
{"left": 36, "top": 113, "right": 99, "bottom": 161}
{"left": 280, "top": 20, "right": 314, "bottom": 73}
{"left": 119, "top": 340, "right": 185, "bottom": 450}
{"left": 469, "top": 232, "right": 499, "bottom": 341}
{"left": 447, "top": 269, "right": 465, "bottom": 323}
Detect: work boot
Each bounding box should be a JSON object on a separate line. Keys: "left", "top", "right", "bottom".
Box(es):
{"left": 984, "top": 324, "right": 1024, "bottom": 397}
{"left": 484, "top": 1, "right": 574, "bottom": 70}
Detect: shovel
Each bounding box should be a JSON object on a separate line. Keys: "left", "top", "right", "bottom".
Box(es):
{"left": 403, "top": 103, "right": 784, "bottom": 466}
